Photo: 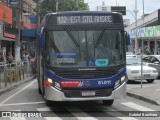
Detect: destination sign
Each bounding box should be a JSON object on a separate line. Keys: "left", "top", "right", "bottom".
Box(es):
{"left": 57, "top": 15, "right": 113, "bottom": 24}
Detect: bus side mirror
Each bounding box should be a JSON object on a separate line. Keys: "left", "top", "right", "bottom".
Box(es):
{"left": 125, "top": 33, "right": 130, "bottom": 45}
{"left": 38, "top": 27, "right": 45, "bottom": 48}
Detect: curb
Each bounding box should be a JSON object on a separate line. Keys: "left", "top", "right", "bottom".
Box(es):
{"left": 0, "top": 76, "right": 36, "bottom": 96}
{"left": 127, "top": 92, "right": 160, "bottom": 105}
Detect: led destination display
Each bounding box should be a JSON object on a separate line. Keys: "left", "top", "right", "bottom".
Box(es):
{"left": 57, "top": 15, "right": 113, "bottom": 24}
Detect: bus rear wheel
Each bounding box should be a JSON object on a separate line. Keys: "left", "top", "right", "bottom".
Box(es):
{"left": 103, "top": 100, "right": 114, "bottom": 106}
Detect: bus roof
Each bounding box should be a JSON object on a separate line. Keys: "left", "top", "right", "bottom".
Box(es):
{"left": 46, "top": 11, "right": 122, "bottom": 16}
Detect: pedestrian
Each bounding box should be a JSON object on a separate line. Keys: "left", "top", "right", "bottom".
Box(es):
{"left": 23, "top": 52, "right": 29, "bottom": 65}
{"left": 7, "top": 52, "right": 13, "bottom": 64}
{"left": 0, "top": 52, "right": 4, "bottom": 65}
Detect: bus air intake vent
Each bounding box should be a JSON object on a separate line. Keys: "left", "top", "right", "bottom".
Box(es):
{"left": 56, "top": 69, "right": 117, "bottom": 79}
{"left": 47, "top": 65, "right": 124, "bottom": 79}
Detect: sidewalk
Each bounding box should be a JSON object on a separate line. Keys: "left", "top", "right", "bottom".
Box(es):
{"left": 126, "top": 86, "right": 160, "bottom": 105}
{"left": 0, "top": 75, "right": 36, "bottom": 96}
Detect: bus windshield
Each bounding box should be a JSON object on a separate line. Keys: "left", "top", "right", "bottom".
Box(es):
{"left": 45, "top": 28, "right": 125, "bottom": 67}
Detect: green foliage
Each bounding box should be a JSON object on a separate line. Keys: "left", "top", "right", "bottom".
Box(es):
{"left": 39, "top": 0, "right": 89, "bottom": 19}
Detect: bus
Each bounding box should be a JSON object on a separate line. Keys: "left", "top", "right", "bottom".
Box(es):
{"left": 37, "top": 11, "right": 129, "bottom": 106}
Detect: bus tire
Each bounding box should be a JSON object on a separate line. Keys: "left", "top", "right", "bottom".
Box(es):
{"left": 38, "top": 85, "right": 42, "bottom": 94}
{"left": 103, "top": 100, "right": 114, "bottom": 106}
{"left": 37, "top": 79, "right": 42, "bottom": 94}
{"left": 146, "top": 79, "right": 154, "bottom": 83}
{"left": 46, "top": 100, "right": 53, "bottom": 106}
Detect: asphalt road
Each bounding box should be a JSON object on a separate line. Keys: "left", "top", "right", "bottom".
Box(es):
{"left": 0, "top": 78, "right": 159, "bottom": 120}
{"left": 127, "top": 79, "right": 160, "bottom": 90}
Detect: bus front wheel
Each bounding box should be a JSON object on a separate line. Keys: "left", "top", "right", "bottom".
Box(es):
{"left": 38, "top": 81, "right": 42, "bottom": 94}
{"left": 103, "top": 100, "right": 114, "bottom": 106}
{"left": 46, "top": 100, "right": 53, "bottom": 106}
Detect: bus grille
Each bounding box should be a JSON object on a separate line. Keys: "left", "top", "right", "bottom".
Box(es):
{"left": 47, "top": 64, "right": 124, "bottom": 79}
{"left": 56, "top": 69, "right": 117, "bottom": 79}
{"left": 63, "top": 88, "right": 113, "bottom": 98}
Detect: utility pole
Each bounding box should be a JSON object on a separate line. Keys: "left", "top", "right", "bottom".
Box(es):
{"left": 36, "top": 0, "right": 40, "bottom": 31}
{"left": 77, "top": 0, "right": 79, "bottom": 10}
{"left": 141, "top": 0, "right": 144, "bottom": 88}
{"left": 134, "top": 0, "right": 138, "bottom": 55}
{"left": 56, "top": 0, "right": 58, "bottom": 12}
{"left": 15, "top": 0, "right": 22, "bottom": 63}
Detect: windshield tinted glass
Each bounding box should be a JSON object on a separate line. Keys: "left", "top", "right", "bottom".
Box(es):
{"left": 45, "top": 29, "right": 125, "bottom": 67}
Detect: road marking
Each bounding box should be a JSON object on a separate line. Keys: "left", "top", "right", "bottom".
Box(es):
{"left": 0, "top": 101, "right": 45, "bottom": 107}
{"left": 121, "top": 102, "right": 155, "bottom": 111}
{"left": 37, "top": 107, "right": 52, "bottom": 111}
{"left": 99, "top": 106, "right": 138, "bottom": 120}
{"left": 66, "top": 107, "right": 98, "bottom": 120}
{"left": 155, "top": 89, "right": 160, "bottom": 91}
{"left": 117, "top": 117, "right": 138, "bottom": 120}
{"left": 45, "top": 117, "right": 62, "bottom": 120}
{"left": 10, "top": 117, "right": 26, "bottom": 120}
{"left": 37, "top": 107, "right": 62, "bottom": 120}
{"left": 0, "top": 80, "right": 36, "bottom": 104}
{"left": 75, "top": 117, "right": 97, "bottom": 120}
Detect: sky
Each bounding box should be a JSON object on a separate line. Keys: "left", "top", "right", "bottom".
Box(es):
{"left": 84, "top": 0, "right": 160, "bottom": 24}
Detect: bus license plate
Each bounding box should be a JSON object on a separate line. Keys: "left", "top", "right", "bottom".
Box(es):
{"left": 81, "top": 91, "right": 95, "bottom": 96}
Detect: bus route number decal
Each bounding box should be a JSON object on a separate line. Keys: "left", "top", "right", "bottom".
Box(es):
{"left": 95, "top": 59, "right": 108, "bottom": 66}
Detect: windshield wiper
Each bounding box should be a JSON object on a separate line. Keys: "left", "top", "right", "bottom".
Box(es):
{"left": 64, "top": 27, "right": 79, "bottom": 47}
{"left": 95, "top": 27, "right": 106, "bottom": 48}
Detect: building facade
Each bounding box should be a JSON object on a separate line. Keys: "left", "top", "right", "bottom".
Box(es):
{"left": 0, "top": 2, "right": 16, "bottom": 63}
{"left": 126, "top": 9, "right": 160, "bottom": 55}
{"left": 0, "top": 0, "right": 37, "bottom": 63}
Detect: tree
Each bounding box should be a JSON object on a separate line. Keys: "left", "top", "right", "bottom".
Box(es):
{"left": 39, "top": 0, "right": 89, "bottom": 19}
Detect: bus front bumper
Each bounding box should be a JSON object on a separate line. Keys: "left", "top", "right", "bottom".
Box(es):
{"left": 44, "top": 82, "right": 126, "bottom": 101}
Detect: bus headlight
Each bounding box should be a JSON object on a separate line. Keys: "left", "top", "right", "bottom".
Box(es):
{"left": 44, "top": 78, "right": 53, "bottom": 87}
{"left": 46, "top": 78, "right": 61, "bottom": 90}
{"left": 120, "top": 75, "right": 126, "bottom": 83}
{"left": 48, "top": 78, "right": 53, "bottom": 84}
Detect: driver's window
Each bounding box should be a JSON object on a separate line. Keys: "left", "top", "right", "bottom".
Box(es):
{"left": 143, "top": 57, "right": 149, "bottom": 62}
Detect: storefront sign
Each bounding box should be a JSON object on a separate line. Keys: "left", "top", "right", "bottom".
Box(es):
{"left": 128, "top": 25, "right": 160, "bottom": 39}
{"left": 0, "top": 3, "right": 12, "bottom": 24}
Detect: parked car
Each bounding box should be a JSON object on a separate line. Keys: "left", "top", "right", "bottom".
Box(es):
{"left": 143, "top": 55, "right": 160, "bottom": 78}
{"left": 126, "top": 52, "right": 134, "bottom": 55}
{"left": 126, "top": 58, "right": 158, "bottom": 83}
{"left": 126, "top": 54, "right": 137, "bottom": 58}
